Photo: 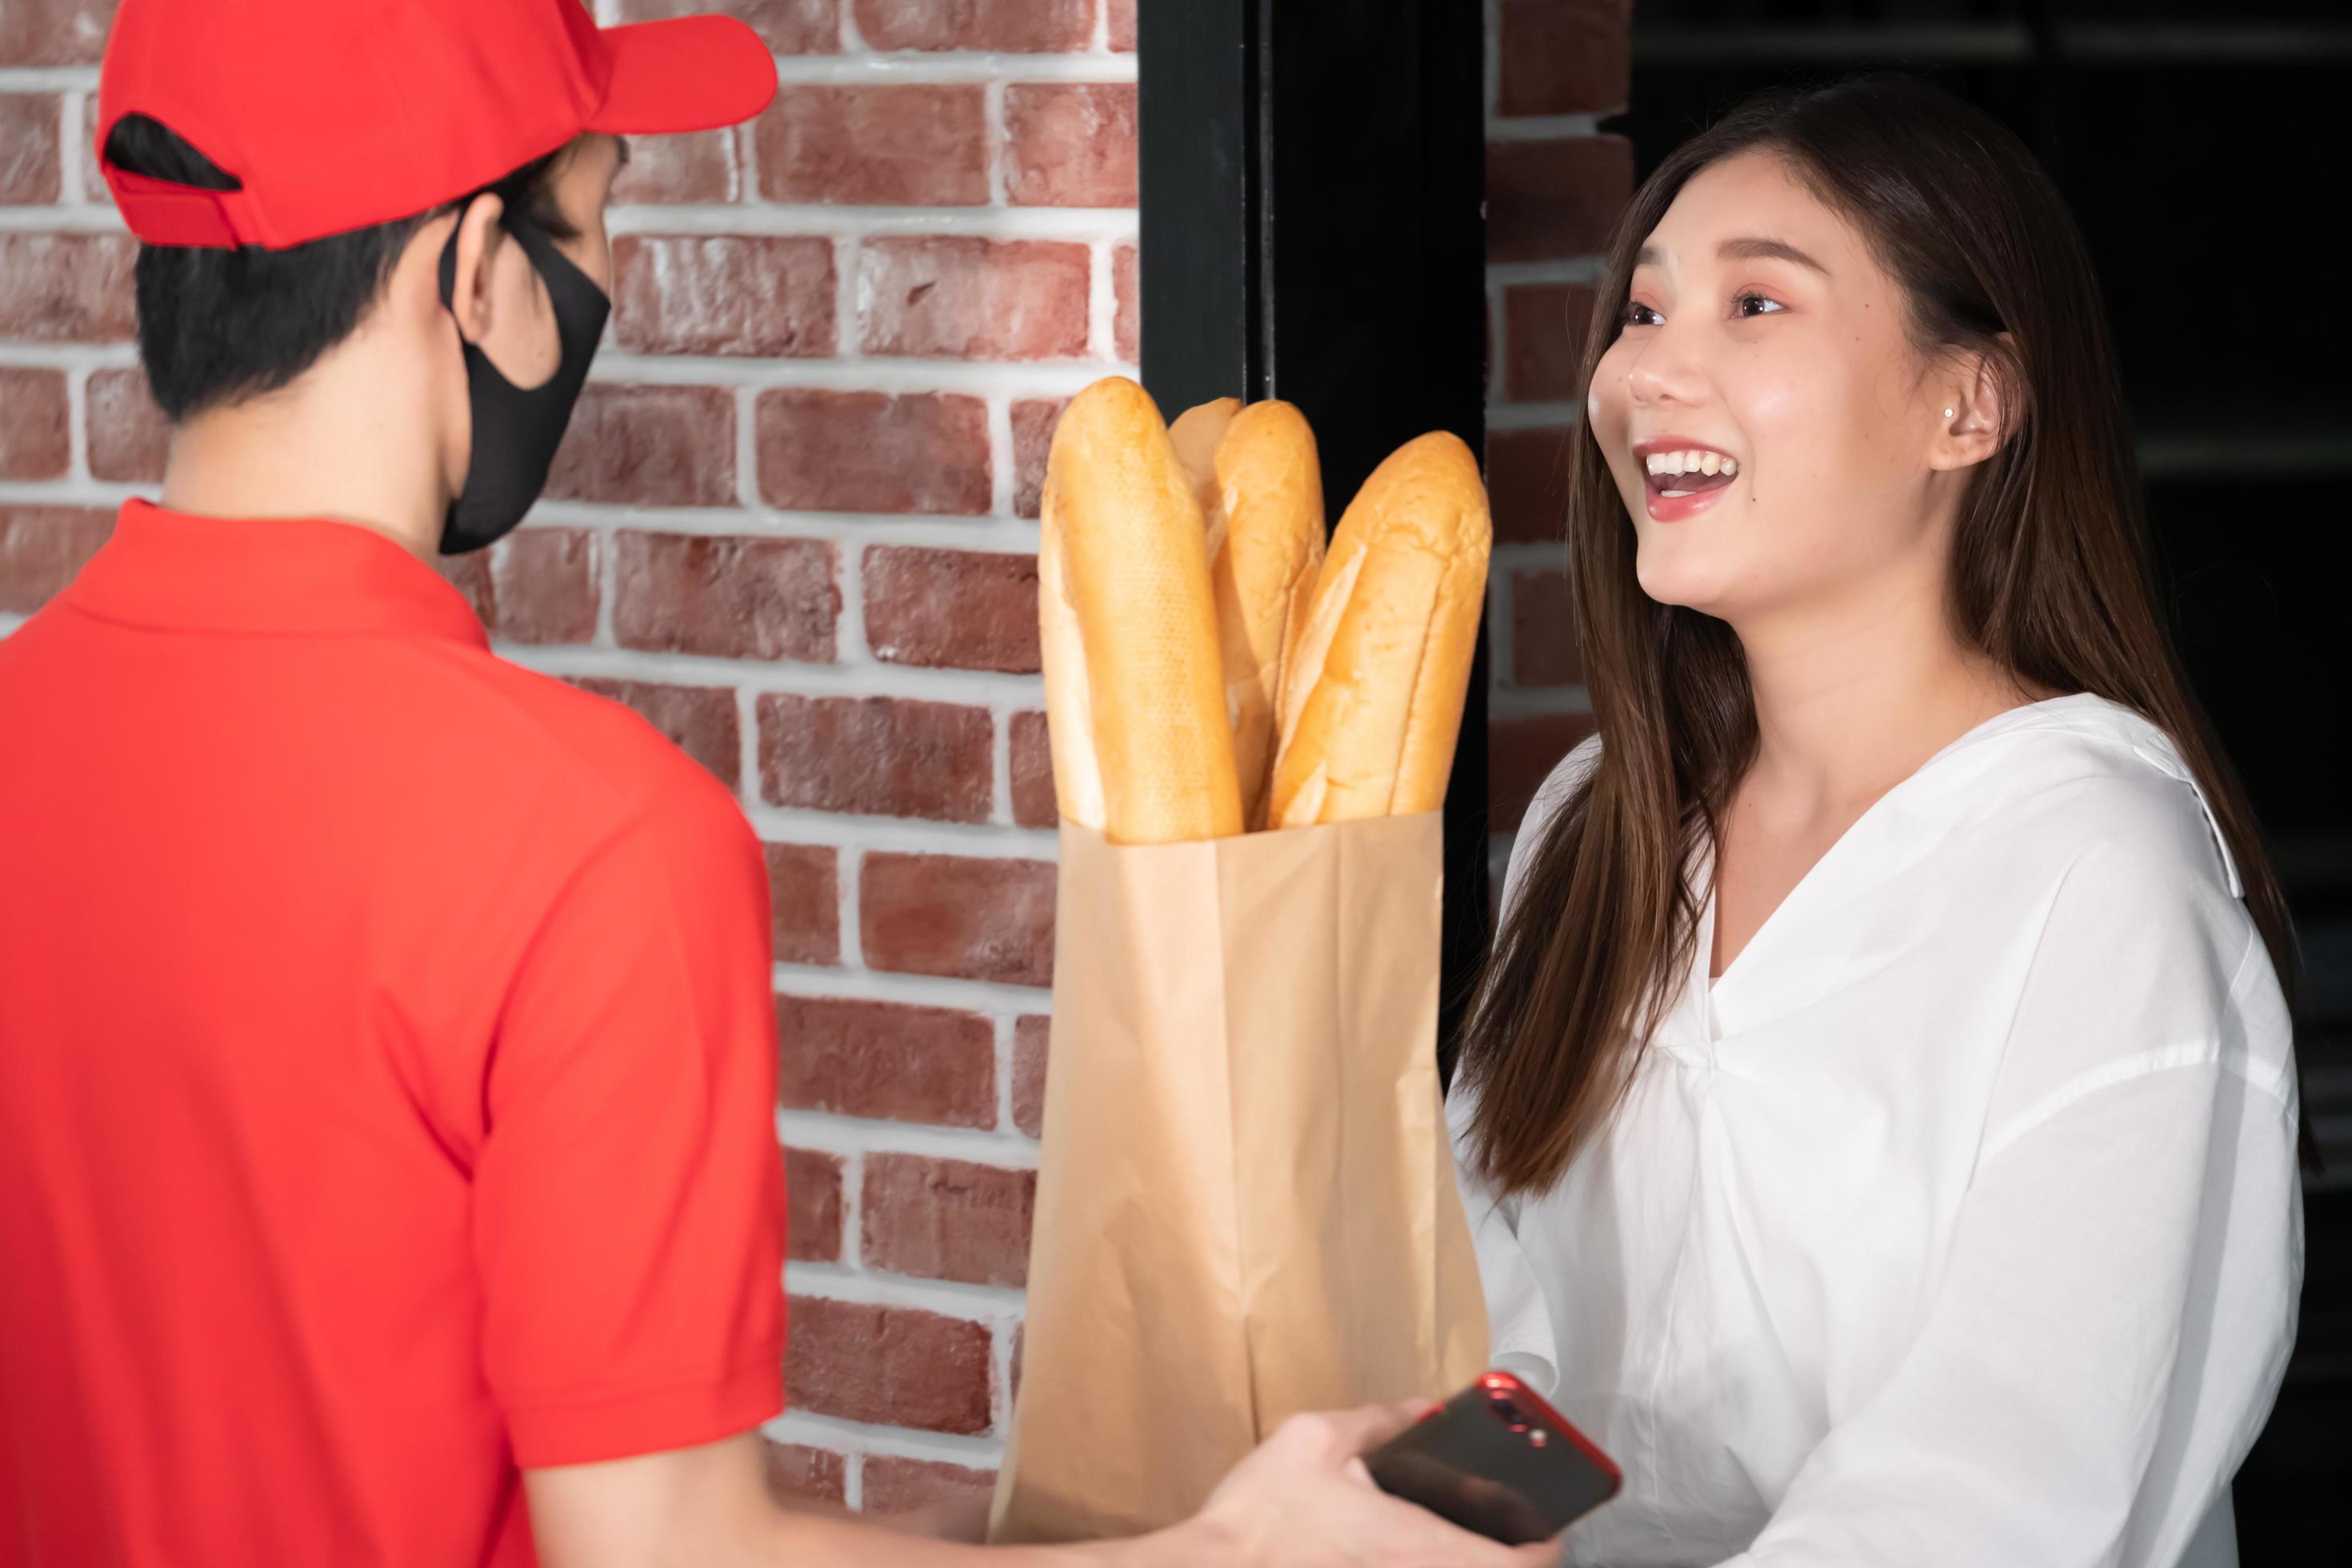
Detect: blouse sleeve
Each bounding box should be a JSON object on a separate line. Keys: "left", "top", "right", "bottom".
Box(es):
{"left": 1715, "top": 790, "right": 2302, "bottom": 1568}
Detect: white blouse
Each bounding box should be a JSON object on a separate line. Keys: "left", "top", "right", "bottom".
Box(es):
{"left": 1453, "top": 694, "right": 2302, "bottom": 1567}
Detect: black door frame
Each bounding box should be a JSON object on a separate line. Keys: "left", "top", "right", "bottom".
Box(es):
{"left": 1137, "top": 0, "right": 1493, "bottom": 1059}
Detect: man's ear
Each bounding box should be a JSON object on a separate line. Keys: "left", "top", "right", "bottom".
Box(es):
{"left": 444, "top": 193, "right": 509, "bottom": 346}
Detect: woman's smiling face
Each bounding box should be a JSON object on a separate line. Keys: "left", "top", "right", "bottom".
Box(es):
{"left": 1586, "top": 150, "right": 1966, "bottom": 628}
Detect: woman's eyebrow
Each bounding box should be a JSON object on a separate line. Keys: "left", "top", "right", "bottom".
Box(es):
{"left": 1633, "top": 237, "right": 1830, "bottom": 276}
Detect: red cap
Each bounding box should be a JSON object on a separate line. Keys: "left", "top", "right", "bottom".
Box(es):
{"left": 97, "top": 0, "right": 778, "bottom": 251}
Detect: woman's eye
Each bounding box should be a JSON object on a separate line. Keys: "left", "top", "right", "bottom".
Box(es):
{"left": 1733, "top": 291, "right": 1786, "bottom": 318}
{"left": 1619, "top": 301, "right": 1662, "bottom": 328}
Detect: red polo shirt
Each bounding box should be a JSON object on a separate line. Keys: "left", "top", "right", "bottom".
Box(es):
{"left": 0, "top": 502, "right": 787, "bottom": 1567}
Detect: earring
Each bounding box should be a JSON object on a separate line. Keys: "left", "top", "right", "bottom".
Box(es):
{"left": 1944, "top": 407, "right": 1955, "bottom": 418}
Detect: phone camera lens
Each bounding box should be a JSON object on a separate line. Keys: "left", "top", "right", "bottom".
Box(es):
{"left": 1488, "top": 1394, "right": 1525, "bottom": 1427}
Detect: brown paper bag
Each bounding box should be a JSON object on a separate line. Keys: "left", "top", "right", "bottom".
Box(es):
{"left": 990, "top": 812, "right": 1490, "bottom": 1543}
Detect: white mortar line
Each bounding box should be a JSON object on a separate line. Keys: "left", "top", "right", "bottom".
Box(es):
{"left": 0, "top": 69, "right": 101, "bottom": 91}
{"left": 984, "top": 78, "right": 1010, "bottom": 207}
{"left": 736, "top": 686, "right": 764, "bottom": 812}
{"left": 786, "top": 1259, "right": 1030, "bottom": 1314}
{"left": 64, "top": 367, "right": 90, "bottom": 483}
{"left": 0, "top": 344, "right": 141, "bottom": 370}
{"left": 583, "top": 351, "right": 1126, "bottom": 392}
{"left": 838, "top": 844, "right": 866, "bottom": 967}
{"left": 770, "top": 54, "right": 1134, "bottom": 84}
{"left": 765, "top": 1410, "right": 1006, "bottom": 1470}
{"left": 609, "top": 204, "right": 1137, "bottom": 240}
{"left": 57, "top": 86, "right": 86, "bottom": 209}
{"left": 773, "top": 962, "right": 1050, "bottom": 1014}
{"left": 506, "top": 640, "right": 1043, "bottom": 698}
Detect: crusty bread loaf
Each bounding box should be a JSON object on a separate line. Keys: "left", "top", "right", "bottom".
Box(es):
{"left": 1168, "top": 397, "right": 1241, "bottom": 539}
{"left": 1206, "top": 402, "right": 1326, "bottom": 830}
{"left": 1039, "top": 378, "right": 1244, "bottom": 844}
{"left": 1036, "top": 470, "right": 1106, "bottom": 832}
{"left": 1268, "top": 431, "right": 1490, "bottom": 827}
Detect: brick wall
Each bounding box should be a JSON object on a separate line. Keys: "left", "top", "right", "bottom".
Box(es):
{"left": 0, "top": 0, "right": 1626, "bottom": 1518}
{"left": 1482, "top": 0, "right": 1628, "bottom": 880}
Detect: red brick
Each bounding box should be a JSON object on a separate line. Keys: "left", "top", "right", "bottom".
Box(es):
{"left": 611, "top": 128, "right": 742, "bottom": 206}
{"left": 786, "top": 1296, "right": 994, "bottom": 1434}
{"left": 0, "top": 234, "right": 137, "bottom": 343}
{"left": 855, "top": 0, "right": 1092, "bottom": 51}
{"left": 756, "top": 694, "right": 994, "bottom": 822}
{"left": 862, "top": 1155, "right": 1035, "bottom": 1288}
{"left": 1497, "top": 0, "right": 1632, "bottom": 118}
{"left": 1106, "top": 0, "right": 1135, "bottom": 51}
{"left": 756, "top": 85, "right": 989, "bottom": 206}
{"left": 613, "top": 235, "right": 837, "bottom": 358}
{"left": 863, "top": 1456, "right": 998, "bottom": 1517}
{"left": 1111, "top": 243, "right": 1139, "bottom": 363}
{"left": 1490, "top": 711, "right": 1598, "bottom": 833}
{"left": 0, "top": 506, "right": 112, "bottom": 614}
{"left": 0, "top": 368, "right": 68, "bottom": 480}
{"left": 1005, "top": 84, "right": 1138, "bottom": 208}
{"left": 619, "top": 0, "right": 842, "bottom": 54}
{"left": 85, "top": 367, "right": 171, "bottom": 484}
{"left": 763, "top": 1442, "right": 849, "bottom": 1506}
{"left": 1011, "top": 397, "right": 1068, "bottom": 518}
{"left": 755, "top": 390, "right": 990, "bottom": 516}
{"left": 766, "top": 842, "right": 842, "bottom": 966}
{"left": 570, "top": 678, "right": 744, "bottom": 790}
{"left": 1504, "top": 282, "right": 1600, "bottom": 404}
{"left": 1486, "top": 137, "right": 1634, "bottom": 263}
{"left": 1011, "top": 1014, "right": 1049, "bottom": 1138}
{"left": 775, "top": 994, "right": 997, "bottom": 1128}
{"left": 438, "top": 529, "right": 601, "bottom": 646}
{"left": 1486, "top": 425, "right": 1576, "bottom": 546}
{"left": 861, "top": 854, "right": 1055, "bottom": 987}
{"left": 785, "top": 1146, "right": 846, "bottom": 1263}
{"left": 0, "top": 0, "right": 109, "bottom": 66}
{"left": 859, "top": 238, "right": 1090, "bottom": 361}
{"left": 1008, "top": 712, "right": 1056, "bottom": 830}
{"left": 614, "top": 531, "right": 838, "bottom": 662}
{"left": 863, "top": 547, "right": 1040, "bottom": 674}
{"left": 1510, "top": 567, "right": 1583, "bottom": 687}
{"left": 546, "top": 384, "right": 738, "bottom": 507}
{"left": 0, "top": 96, "right": 61, "bottom": 204}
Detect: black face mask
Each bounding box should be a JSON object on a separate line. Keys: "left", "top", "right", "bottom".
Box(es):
{"left": 435, "top": 206, "right": 610, "bottom": 556}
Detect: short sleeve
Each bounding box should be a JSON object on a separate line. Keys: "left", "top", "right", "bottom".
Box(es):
{"left": 472, "top": 779, "right": 787, "bottom": 1469}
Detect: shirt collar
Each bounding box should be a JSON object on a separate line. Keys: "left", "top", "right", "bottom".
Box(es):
{"left": 60, "top": 500, "right": 488, "bottom": 649}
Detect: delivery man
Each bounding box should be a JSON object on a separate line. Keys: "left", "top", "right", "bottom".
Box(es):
{"left": 0, "top": 3, "right": 1550, "bottom": 1566}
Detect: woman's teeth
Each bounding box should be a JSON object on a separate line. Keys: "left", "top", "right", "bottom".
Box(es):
{"left": 1643, "top": 448, "right": 1738, "bottom": 498}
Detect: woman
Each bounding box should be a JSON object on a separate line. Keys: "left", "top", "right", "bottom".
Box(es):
{"left": 1452, "top": 75, "right": 2303, "bottom": 1567}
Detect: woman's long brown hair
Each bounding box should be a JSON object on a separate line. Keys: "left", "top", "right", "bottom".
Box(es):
{"left": 1455, "top": 74, "right": 2309, "bottom": 1195}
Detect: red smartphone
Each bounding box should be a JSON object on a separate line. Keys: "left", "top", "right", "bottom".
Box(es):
{"left": 1364, "top": 1372, "right": 1622, "bottom": 1545}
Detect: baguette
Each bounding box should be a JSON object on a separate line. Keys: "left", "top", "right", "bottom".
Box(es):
{"left": 1206, "top": 402, "right": 1326, "bottom": 830}
{"left": 1268, "top": 431, "right": 1490, "bottom": 827}
{"left": 1038, "top": 378, "right": 1244, "bottom": 845}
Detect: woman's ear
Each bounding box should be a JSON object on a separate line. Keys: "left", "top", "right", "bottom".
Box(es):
{"left": 1929, "top": 337, "right": 2014, "bottom": 472}
{"left": 445, "top": 192, "right": 508, "bottom": 346}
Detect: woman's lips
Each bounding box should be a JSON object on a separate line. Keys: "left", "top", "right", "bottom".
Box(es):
{"left": 1641, "top": 465, "right": 1735, "bottom": 522}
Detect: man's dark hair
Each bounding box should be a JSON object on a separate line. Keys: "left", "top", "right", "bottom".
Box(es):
{"left": 108, "top": 114, "right": 580, "bottom": 422}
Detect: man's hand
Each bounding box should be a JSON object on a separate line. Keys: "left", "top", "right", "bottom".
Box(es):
{"left": 1174, "top": 1402, "right": 1561, "bottom": 1567}
{"left": 522, "top": 1411, "right": 1560, "bottom": 1568}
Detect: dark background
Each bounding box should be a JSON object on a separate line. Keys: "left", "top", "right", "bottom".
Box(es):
{"left": 1620, "top": 2, "right": 2347, "bottom": 1555}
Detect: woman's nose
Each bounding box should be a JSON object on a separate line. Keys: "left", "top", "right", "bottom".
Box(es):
{"left": 1618, "top": 326, "right": 1710, "bottom": 409}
